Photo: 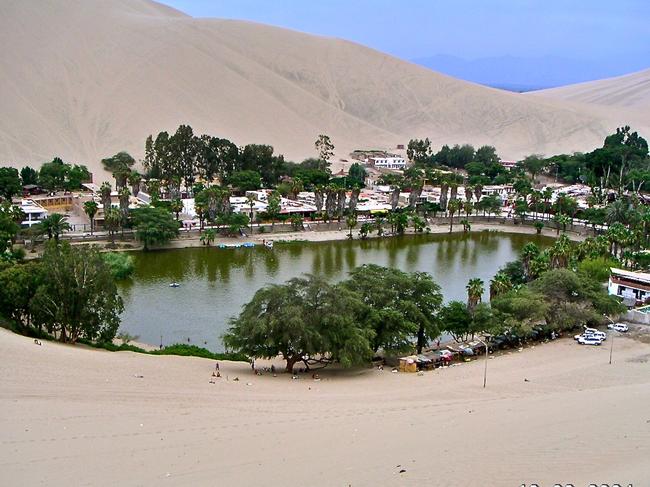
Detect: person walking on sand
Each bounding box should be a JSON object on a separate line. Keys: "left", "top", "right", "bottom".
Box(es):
{"left": 215, "top": 362, "right": 219, "bottom": 371}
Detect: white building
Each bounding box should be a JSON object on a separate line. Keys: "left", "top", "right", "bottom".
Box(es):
{"left": 608, "top": 268, "right": 650, "bottom": 305}
{"left": 368, "top": 156, "right": 406, "bottom": 170}
{"left": 18, "top": 200, "right": 48, "bottom": 227}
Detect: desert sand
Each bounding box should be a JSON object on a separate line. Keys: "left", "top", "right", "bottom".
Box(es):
{"left": 1, "top": 326, "right": 649, "bottom": 486}
{"left": 530, "top": 68, "right": 650, "bottom": 112}
{"left": 2, "top": 0, "right": 648, "bottom": 180}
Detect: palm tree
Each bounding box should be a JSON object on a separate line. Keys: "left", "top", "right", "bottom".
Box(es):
{"left": 606, "top": 222, "right": 631, "bottom": 259}
{"left": 200, "top": 228, "right": 216, "bottom": 246}
{"left": 246, "top": 194, "right": 256, "bottom": 234}
{"left": 439, "top": 180, "right": 449, "bottom": 211}
{"left": 118, "top": 187, "right": 131, "bottom": 236}
{"left": 128, "top": 172, "right": 142, "bottom": 198}
{"left": 83, "top": 200, "right": 99, "bottom": 235}
{"left": 521, "top": 242, "right": 540, "bottom": 279}
{"left": 534, "top": 221, "right": 544, "bottom": 235}
{"left": 374, "top": 216, "right": 385, "bottom": 236}
{"left": 359, "top": 222, "right": 372, "bottom": 239}
{"left": 553, "top": 213, "right": 570, "bottom": 235}
{"left": 514, "top": 198, "right": 528, "bottom": 223}
{"left": 169, "top": 198, "right": 183, "bottom": 221}
{"left": 345, "top": 214, "right": 358, "bottom": 239}
{"left": 528, "top": 190, "right": 542, "bottom": 218}
{"left": 447, "top": 199, "right": 462, "bottom": 233}
{"left": 606, "top": 199, "right": 632, "bottom": 227}
{"left": 410, "top": 215, "right": 426, "bottom": 233}
{"left": 267, "top": 191, "right": 281, "bottom": 231}
{"left": 548, "top": 234, "right": 573, "bottom": 269}
{"left": 38, "top": 213, "right": 71, "bottom": 242}
{"left": 104, "top": 207, "right": 121, "bottom": 245}
{"left": 100, "top": 182, "right": 112, "bottom": 213}
{"left": 529, "top": 253, "right": 550, "bottom": 279}
{"left": 542, "top": 187, "right": 553, "bottom": 220}
{"left": 289, "top": 178, "right": 304, "bottom": 200}
{"left": 463, "top": 200, "right": 474, "bottom": 217}
{"left": 466, "top": 278, "right": 484, "bottom": 311}
{"left": 460, "top": 219, "right": 471, "bottom": 232}
{"left": 195, "top": 199, "right": 207, "bottom": 231}
{"left": 489, "top": 272, "right": 512, "bottom": 300}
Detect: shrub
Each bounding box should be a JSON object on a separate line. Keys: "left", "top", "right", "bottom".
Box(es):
{"left": 151, "top": 344, "right": 249, "bottom": 362}
{"left": 102, "top": 252, "right": 135, "bottom": 280}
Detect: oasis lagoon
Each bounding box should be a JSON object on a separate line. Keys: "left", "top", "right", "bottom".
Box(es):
{"left": 117, "top": 231, "right": 552, "bottom": 351}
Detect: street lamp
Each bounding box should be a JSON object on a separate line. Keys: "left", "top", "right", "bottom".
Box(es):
{"left": 603, "top": 314, "right": 615, "bottom": 365}
{"left": 477, "top": 339, "right": 489, "bottom": 388}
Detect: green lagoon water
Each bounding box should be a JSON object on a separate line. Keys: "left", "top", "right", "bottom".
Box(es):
{"left": 117, "top": 232, "right": 552, "bottom": 351}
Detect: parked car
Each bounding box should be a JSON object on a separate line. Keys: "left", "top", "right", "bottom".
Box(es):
{"left": 607, "top": 323, "right": 629, "bottom": 332}
{"left": 574, "top": 330, "right": 606, "bottom": 341}
{"left": 577, "top": 335, "right": 603, "bottom": 346}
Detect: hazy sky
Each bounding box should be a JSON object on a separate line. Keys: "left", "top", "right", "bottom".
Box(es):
{"left": 162, "top": 0, "right": 650, "bottom": 62}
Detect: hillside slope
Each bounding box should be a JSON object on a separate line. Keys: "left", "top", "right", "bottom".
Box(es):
{"left": 529, "top": 68, "right": 650, "bottom": 112}
{"left": 1, "top": 0, "right": 646, "bottom": 178}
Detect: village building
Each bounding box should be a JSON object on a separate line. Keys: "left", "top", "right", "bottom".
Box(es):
{"left": 367, "top": 155, "right": 406, "bottom": 170}
{"left": 17, "top": 199, "right": 48, "bottom": 228}
{"left": 608, "top": 268, "right": 650, "bottom": 306}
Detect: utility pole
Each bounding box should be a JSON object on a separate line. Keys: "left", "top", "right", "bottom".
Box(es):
{"left": 478, "top": 339, "right": 489, "bottom": 388}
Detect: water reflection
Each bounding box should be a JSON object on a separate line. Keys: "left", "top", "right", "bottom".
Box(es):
{"left": 118, "top": 232, "right": 551, "bottom": 351}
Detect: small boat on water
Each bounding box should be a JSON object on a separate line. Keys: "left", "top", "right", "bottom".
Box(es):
{"left": 242, "top": 242, "right": 255, "bottom": 248}
{"left": 169, "top": 282, "right": 180, "bottom": 288}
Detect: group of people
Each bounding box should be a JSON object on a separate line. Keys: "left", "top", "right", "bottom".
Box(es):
{"left": 210, "top": 359, "right": 327, "bottom": 383}
{"left": 209, "top": 362, "right": 222, "bottom": 384}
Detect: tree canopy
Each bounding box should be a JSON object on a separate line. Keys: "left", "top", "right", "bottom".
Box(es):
{"left": 31, "top": 242, "right": 124, "bottom": 343}
{"left": 0, "top": 167, "right": 22, "bottom": 200}
{"left": 132, "top": 206, "right": 179, "bottom": 250}
{"left": 224, "top": 275, "right": 371, "bottom": 372}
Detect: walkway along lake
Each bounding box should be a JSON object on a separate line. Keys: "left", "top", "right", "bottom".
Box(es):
{"left": 117, "top": 231, "right": 553, "bottom": 351}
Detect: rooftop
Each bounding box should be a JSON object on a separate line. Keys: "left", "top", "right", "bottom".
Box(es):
{"left": 610, "top": 268, "right": 650, "bottom": 285}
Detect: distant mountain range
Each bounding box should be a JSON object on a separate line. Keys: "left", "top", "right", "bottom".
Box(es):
{"left": 413, "top": 54, "right": 650, "bottom": 92}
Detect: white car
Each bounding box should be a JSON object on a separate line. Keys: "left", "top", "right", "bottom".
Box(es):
{"left": 607, "top": 323, "right": 629, "bottom": 332}
{"left": 575, "top": 328, "right": 598, "bottom": 339}
{"left": 577, "top": 335, "right": 603, "bottom": 346}
{"left": 574, "top": 330, "right": 606, "bottom": 341}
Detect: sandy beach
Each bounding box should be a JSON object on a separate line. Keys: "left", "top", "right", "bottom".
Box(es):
{"left": 1, "top": 327, "right": 649, "bottom": 486}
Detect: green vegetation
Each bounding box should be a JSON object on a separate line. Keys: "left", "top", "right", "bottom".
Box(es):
{"left": 151, "top": 344, "right": 248, "bottom": 362}
{"left": 132, "top": 206, "right": 179, "bottom": 250}
{"left": 36, "top": 213, "right": 70, "bottom": 242}
{"left": 102, "top": 252, "right": 135, "bottom": 280}
{"left": 225, "top": 219, "right": 630, "bottom": 372}
{"left": 0, "top": 167, "right": 22, "bottom": 200}
{"left": 0, "top": 202, "right": 22, "bottom": 257}
{"left": 0, "top": 242, "right": 124, "bottom": 343}
{"left": 224, "top": 265, "right": 444, "bottom": 371}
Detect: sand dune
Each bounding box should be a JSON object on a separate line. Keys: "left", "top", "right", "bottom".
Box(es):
{"left": 1, "top": 327, "right": 650, "bottom": 485}
{"left": 1, "top": 0, "right": 648, "bottom": 180}
{"left": 530, "top": 68, "right": 650, "bottom": 112}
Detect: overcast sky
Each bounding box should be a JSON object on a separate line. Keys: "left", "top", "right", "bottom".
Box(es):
{"left": 161, "top": 0, "right": 650, "bottom": 85}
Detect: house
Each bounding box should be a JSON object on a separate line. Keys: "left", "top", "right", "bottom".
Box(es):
{"left": 481, "top": 185, "right": 515, "bottom": 200}
{"left": 367, "top": 156, "right": 406, "bottom": 170}
{"left": 608, "top": 268, "right": 650, "bottom": 305}
{"left": 17, "top": 199, "right": 48, "bottom": 227}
